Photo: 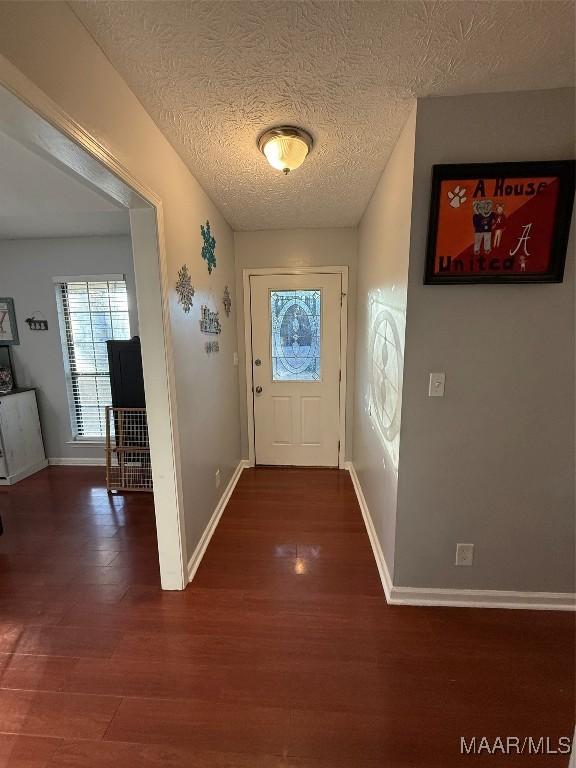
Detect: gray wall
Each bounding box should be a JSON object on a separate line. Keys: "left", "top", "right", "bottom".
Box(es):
{"left": 353, "top": 106, "right": 417, "bottom": 576}
{"left": 0, "top": 235, "right": 138, "bottom": 461}
{"left": 395, "top": 89, "right": 575, "bottom": 593}
{"left": 234, "top": 228, "right": 357, "bottom": 460}
{"left": 170, "top": 212, "right": 241, "bottom": 559}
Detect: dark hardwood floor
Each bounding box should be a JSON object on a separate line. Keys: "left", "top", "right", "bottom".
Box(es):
{"left": 0, "top": 466, "right": 573, "bottom": 767}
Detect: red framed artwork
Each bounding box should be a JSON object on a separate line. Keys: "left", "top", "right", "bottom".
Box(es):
{"left": 424, "top": 161, "right": 575, "bottom": 284}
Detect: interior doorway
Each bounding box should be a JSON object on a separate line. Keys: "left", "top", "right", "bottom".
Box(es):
{"left": 244, "top": 267, "right": 348, "bottom": 468}
{"left": 0, "top": 75, "right": 185, "bottom": 590}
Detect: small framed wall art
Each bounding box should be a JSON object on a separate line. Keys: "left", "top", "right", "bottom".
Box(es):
{"left": 424, "top": 160, "right": 575, "bottom": 284}
{"left": 0, "top": 298, "right": 19, "bottom": 345}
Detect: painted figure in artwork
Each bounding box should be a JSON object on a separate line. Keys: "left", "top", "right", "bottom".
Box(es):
{"left": 472, "top": 199, "right": 495, "bottom": 255}
{"left": 493, "top": 203, "right": 506, "bottom": 248}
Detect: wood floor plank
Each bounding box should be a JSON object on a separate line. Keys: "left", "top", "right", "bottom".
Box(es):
{"left": 64, "top": 657, "right": 292, "bottom": 709}
{"left": 104, "top": 697, "right": 289, "bottom": 756}
{"left": 0, "top": 689, "right": 121, "bottom": 740}
{"left": 46, "top": 740, "right": 288, "bottom": 768}
{"left": 0, "top": 626, "right": 122, "bottom": 659}
{"left": 0, "top": 734, "right": 61, "bottom": 768}
{"left": 0, "top": 654, "right": 78, "bottom": 693}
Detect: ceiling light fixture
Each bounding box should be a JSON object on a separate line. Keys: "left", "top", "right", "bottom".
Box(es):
{"left": 258, "top": 126, "right": 313, "bottom": 175}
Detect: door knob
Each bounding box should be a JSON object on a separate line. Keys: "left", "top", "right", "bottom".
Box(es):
{"left": 255, "top": 386, "right": 263, "bottom": 394}
{"left": 254, "top": 359, "right": 262, "bottom": 366}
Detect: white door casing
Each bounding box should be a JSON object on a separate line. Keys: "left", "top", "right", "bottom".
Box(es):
{"left": 250, "top": 272, "right": 342, "bottom": 467}
{"left": 0, "top": 62, "right": 186, "bottom": 589}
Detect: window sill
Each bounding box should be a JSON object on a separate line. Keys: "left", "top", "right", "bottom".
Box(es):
{"left": 66, "top": 439, "right": 106, "bottom": 447}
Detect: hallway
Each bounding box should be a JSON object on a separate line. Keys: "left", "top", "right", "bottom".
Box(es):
{"left": 0, "top": 467, "right": 573, "bottom": 766}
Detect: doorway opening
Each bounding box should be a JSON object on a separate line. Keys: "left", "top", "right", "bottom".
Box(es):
{"left": 0, "top": 80, "right": 185, "bottom": 590}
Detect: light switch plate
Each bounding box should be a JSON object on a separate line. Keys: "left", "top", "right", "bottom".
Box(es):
{"left": 429, "top": 372, "right": 445, "bottom": 397}
{"left": 233, "top": 352, "right": 239, "bottom": 366}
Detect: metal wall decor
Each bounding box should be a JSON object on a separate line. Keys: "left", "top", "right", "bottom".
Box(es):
{"left": 205, "top": 340, "right": 219, "bottom": 354}
{"left": 199, "top": 305, "right": 221, "bottom": 335}
{"left": 175, "top": 264, "right": 195, "bottom": 313}
{"left": 25, "top": 313, "right": 49, "bottom": 331}
{"left": 222, "top": 285, "right": 232, "bottom": 317}
{"left": 200, "top": 220, "right": 216, "bottom": 274}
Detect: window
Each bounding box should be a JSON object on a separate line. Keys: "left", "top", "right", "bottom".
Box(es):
{"left": 270, "top": 289, "right": 321, "bottom": 381}
{"left": 55, "top": 278, "right": 130, "bottom": 439}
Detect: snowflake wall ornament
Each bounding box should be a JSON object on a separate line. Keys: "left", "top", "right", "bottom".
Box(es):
{"left": 175, "top": 264, "right": 195, "bottom": 313}
{"left": 200, "top": 220, "right": 216, "bottom": 274}
{"left": 222, "top": 285, "right": 232, "bottom": 317}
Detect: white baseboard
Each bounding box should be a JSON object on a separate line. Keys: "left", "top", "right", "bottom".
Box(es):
{"left": 48, "top": 457, "right": 105, "bottom": 466}
{"left": 0, "top": 458, "right": 48, "bottom": 485}
{"left": 345, "top": 461, "right": 393, "bottom": 601}
{"left": 187, "top": 459, "right": 247, "bottom": 583}
{"left": 345, "top": 461, "right": 576, "bottom": 612}
{"left": 389, "top": 585, "right": 576, "bottom": 611}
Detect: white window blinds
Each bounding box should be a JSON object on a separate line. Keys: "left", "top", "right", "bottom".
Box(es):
{"left": 55, "top": 278, "right": 130, "bottom": 438}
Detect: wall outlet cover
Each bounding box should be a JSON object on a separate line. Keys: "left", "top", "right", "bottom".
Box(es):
{"left": 455, "top": 542, "right": 474, "bottom": 566}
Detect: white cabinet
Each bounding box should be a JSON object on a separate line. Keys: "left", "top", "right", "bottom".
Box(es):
{"left": 0, "top": 389, "right": 47, "bottom": 485}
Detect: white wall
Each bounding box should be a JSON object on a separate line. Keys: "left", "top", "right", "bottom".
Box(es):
{"left": 0, "top": 2, "right": 241, "bottom": 572}
{"left": 0, "top": 235, "right": 137, "bottom": 461}
{"left": 395, "top": 89, "right": 575, "bottom": 593}
{"left": 234, "top": 228, "right": 357, "bottom": 460}
{"left": 352, "top": 107, "right": 417, "bottom": 576}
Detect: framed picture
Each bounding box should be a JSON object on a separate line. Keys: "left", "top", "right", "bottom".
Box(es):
{"left": 424, "top": 160, "right": 575, "bottom": 284}
{"left": 0, "top": 298, "right": 19, "bottom": 345}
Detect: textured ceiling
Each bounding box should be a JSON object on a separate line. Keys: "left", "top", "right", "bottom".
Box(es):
{"left": 72, "top": 1, "right": 575, "bottom": 230}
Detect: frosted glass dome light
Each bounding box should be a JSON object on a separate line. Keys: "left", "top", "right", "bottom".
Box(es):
{"left": 258, "top": 126, "right": 313, "bottom": 175}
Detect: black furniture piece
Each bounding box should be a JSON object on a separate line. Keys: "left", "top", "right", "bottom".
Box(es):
{"left": 106, "top": 336, "right": 146, "bottom": 409}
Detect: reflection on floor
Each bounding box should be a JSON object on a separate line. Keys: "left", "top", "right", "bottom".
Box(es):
{"left": 0, "top": 466, "right": 573, "bottom": 767}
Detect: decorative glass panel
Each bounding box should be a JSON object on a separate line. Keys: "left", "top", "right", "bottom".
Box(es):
{"left": 271, "top": 289, "right": 321, "bottom": 381}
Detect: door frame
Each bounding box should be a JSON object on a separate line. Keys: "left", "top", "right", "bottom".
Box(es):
{"left": 242, "top": 266, "right": 348, "bottom": 469}
{"left": 0, "top": 54, "right": 187, "bottom": 590}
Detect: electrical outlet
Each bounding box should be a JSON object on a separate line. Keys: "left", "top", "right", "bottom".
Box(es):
{"left": 455, "top": 543, "right": 474, "bottom": 566}
{"left": 215, "top": 469, "right": 221, "bottom": 489}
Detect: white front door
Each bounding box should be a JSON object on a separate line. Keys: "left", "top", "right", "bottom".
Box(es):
{"left": 250, "top": 273, "right": 342, "bottom": 466}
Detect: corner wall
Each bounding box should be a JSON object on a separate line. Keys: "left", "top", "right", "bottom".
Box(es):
{"left": 0, "top": 235, "right": 137, "bottom": 462}
{"left": 395, "top": 89, "right": 575, "bottom": 594}
{"left": 352, "top": 106, "right": 417, "bottom": 577}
